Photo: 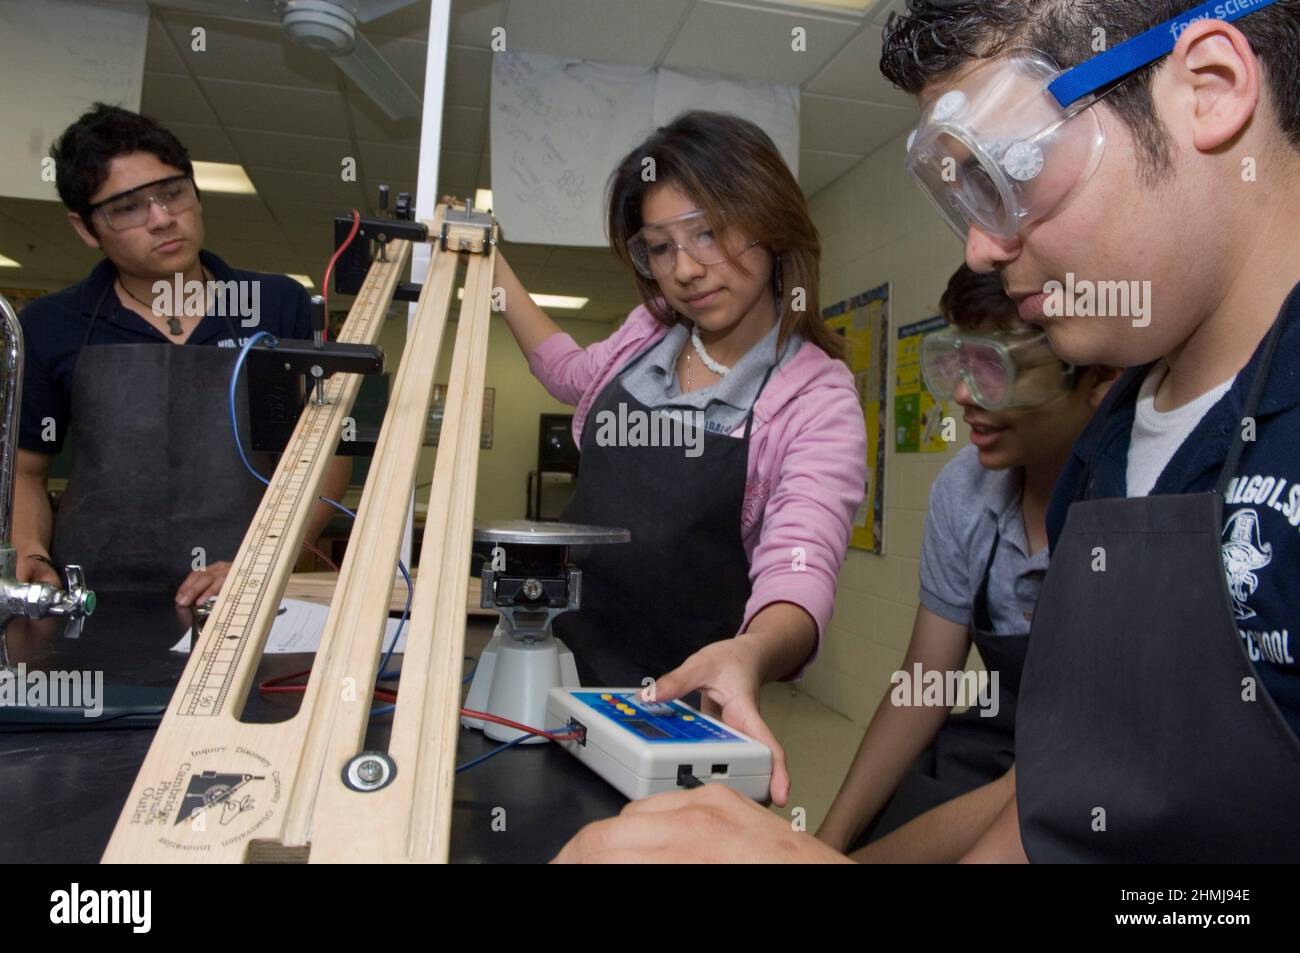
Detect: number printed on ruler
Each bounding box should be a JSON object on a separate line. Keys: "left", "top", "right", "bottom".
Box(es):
{"left": 178, "top": 253, "right": 402, "bottom": 716}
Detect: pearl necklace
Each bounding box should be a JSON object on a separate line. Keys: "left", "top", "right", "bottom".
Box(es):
{"left": 690, "top": 328, "right": 731, "bottom": 375}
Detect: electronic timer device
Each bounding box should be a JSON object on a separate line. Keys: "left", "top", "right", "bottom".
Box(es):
{"left": 546, "top": 687, "right": 772, "bottom": 800}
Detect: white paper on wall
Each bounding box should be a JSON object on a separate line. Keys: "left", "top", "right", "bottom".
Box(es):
{"left": 491, "top": 51, "right": 657, "bottom": 247}
{"left": 0, "top": 0, "right": 149, "bottom": 202}
{"left": 491, "top": 51, "right": 801, "bottom": 247}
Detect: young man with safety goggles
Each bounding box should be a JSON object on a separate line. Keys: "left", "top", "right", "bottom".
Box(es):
{"left": 816, "top": 266, "right": 1115, "bottom": 862}
{"left": 555, "top": 0, "right": 1300, "bottom": 864}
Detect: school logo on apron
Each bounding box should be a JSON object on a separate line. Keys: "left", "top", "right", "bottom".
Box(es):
{"left": 1221, "top": 508, "right": 1273, "bottom": 621}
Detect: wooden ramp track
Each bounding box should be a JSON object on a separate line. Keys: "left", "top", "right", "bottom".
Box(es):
{"left": 103, "top": 202, "right": 496, "bottom": 863}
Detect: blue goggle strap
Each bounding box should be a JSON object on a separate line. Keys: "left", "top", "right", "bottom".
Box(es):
{"left": 1047, "top": 0, "right": 1281, "bottom": 108}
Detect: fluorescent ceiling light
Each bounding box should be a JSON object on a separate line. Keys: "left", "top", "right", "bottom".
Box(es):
{"left": 287, "top": 273, "right": 315, "bottom": 288}
{"left": 192, "top": 161, "right": 257, "bottom": 195}
{"left": 457, "top": 287, "right": 587, "bottom": 310}
{"left": 0, "top": 253, "right": 20, "bottom": 268}
{"left": 532, "top": 293, "right": 588, "bottom": 310}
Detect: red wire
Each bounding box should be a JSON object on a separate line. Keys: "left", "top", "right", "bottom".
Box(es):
{"left": 320, "top": 208, "right": 361, "bottom": 343}
{"left": 300, "top": 539, "right": 340, "bottom": 572}
{"left": 254, "top": 673, "right": 578, "bottom": 739}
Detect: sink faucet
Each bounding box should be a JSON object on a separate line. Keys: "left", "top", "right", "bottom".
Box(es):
{"left": 0, "top": 294, "right": 94, "bottom": 670}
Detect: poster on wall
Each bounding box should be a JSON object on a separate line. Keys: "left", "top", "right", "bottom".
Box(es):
{"left": 822, "top": 284, "right": 889, "bottom": 554}
{"left": 895, "top": 316, "right": 951, "bottom": 454}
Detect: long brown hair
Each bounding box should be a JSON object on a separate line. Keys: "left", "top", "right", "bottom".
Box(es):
{"left": 605, "top": 110, "right": 844, "bottom": 362}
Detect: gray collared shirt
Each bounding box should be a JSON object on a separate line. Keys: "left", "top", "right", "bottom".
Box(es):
{"left": 919, "top": 445, "right": 1050, "bottom": 637}
{"left": 618, "top": 320, "right": 803, "bottom": 435}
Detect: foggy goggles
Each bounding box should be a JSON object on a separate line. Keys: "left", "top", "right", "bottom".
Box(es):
{"left": 626, "top": 209, "right": 759, "bottom": 279}
{"left": 921, "top": 328, "right": 1076, "bottom": 411}
{"left": 905, "top": 0, "right": 1283, "bottom": 241}
{"left": 89, "top": 175, "right": 198, "bottom": 231}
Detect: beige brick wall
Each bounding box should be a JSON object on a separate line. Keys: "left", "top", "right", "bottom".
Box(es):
{"left": 802, "top": 128, "right": 978, "bottom": 726}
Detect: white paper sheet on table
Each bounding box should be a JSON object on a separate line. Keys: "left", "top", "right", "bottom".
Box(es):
{"left": 170, "top": 598, "right": 408, "bottom": 655}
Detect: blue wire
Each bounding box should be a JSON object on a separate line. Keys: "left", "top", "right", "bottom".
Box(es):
{"left": 462, "top": 654, "right": 478, "bottom": 686}
{"left": 228, "top": 333, "right": 413, "bottom": 717}
{"left": 454, "top": 733, "right": 534, "bottom": 774}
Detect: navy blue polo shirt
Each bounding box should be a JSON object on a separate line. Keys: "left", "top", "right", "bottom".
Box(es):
{"left": 19, "top": 250, "right": 311, "bottom": 455}
{"left": 1048, "top": 281, "right": 1300, "bottom": 736}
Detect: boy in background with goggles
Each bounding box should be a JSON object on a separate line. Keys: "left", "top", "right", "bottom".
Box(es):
{"left": 817, "top": 265, "right": 1115, "bottom": 862}
{"left": 555, "top": 0, "right": 1300, "bottom": 865}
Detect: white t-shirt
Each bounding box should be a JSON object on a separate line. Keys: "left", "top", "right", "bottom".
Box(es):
{"left": 1127, "top": 361, "right": 1236, "bottom": 497}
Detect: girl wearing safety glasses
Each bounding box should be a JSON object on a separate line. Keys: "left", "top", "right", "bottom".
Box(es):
{"left": 485, "top": 111, "right": 867, "bottom": 806}
{"left": 818, "top": 265, "right": 1116, "bottom": 860}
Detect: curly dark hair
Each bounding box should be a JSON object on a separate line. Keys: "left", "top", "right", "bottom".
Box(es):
{"left": 881, "top": 0, "right": 1300, "bottom": 182}
{"left": 51, "top": 103, "right": 195, "bottom": 236}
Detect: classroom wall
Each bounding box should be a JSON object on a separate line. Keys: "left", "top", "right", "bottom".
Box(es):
{"left": 801, "top": 127, "right": 975, "bottom": 725}
{"left": 374, "top": 310, "right": 618, "bottom": 524}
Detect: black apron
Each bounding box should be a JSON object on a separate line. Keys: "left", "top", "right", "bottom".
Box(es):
{"left": 861, "top": 528, "right": 1029, "bottom": 844}
{"left": 553, "top": 343, "right": 775, "bottom": 688}
{"left": 49, "top": 280, "right": 268, "bottom": 593}
{"left": 1017, "top": 316, "right": 1300, "bottom": 862}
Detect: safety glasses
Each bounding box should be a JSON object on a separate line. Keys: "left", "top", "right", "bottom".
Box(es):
{"left": 626, "top": 209, "right": 759, "bottom": 279}
{"left": 921, "top": 328, "right": 1076, "bottom": 411}
{"left": 904, "top": 0, "right": 1283, "bottom": 241}
{"left": 89, "top": 175, "right": 198, "bottom": 231}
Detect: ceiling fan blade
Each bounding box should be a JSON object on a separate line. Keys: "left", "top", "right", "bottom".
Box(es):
{"left": 346, "top": 0, "right": 425, "bottom": 25}
{"left": 148, "top": 0, "right": 281, "bottom": 24}
{"left": 331, "top": 30, "right": 422, "bottom": 120}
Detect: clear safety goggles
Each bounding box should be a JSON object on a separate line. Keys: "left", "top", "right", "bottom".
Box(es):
{"left": 921, "top": 328, "right": 1076, "bottom": 411}
{"left": 90, "top": 175, "right": 198, "bottom": 231}
{"left": 905, "top": 0, "right": 1283, "bottom": 241}
{"left": 626, "top": 209, "right": 759, "bottom": 279}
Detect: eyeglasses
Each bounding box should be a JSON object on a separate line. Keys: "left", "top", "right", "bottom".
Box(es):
{"left": 89, "top": 175, "right": 198, "bottom": 231}
{"left": 626, "top": 209, "right": 760, "bottom": 279}
{"left": 921, "top": 327, "right": 1076, "bottom": 411}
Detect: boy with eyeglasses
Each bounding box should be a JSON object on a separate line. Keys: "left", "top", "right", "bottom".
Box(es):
{"left": 14, "top": 104, "right": 350, "bottom": 608}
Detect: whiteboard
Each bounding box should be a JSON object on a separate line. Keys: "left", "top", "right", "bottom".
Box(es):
{"left": 0, "top": 0, "right": 149, "bottom": 202}
{"left": 491, "top": 51, "right": 801, "bottom": 247}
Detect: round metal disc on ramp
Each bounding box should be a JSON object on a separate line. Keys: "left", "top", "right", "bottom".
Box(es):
{"left": 472, "top": 520, "right": 630, "bottom": 546}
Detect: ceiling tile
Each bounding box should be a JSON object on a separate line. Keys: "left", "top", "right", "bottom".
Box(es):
{"left": 444, "top": 45, "right": 492, "bottom": 109}
{"left": 141, "top": 71, "right": 220, "bottom": 126}
{"left": 145, "top": 11, "right": 187, "bottom": 75}
{"left": 503, "top": 0, "right": 691, "bottom": 66}
{"left": 248, "top": 168, "right": 367, "bottom": 208}
{"left": 349, "top": 91, "right": 424, "bottom": 145}
{"left": 229, "top": 128, "right": 354, "bottom": 176}
{"left": 357, "top": 141, "right": 421, "bottom": 182}
{"left": 445, "top": 0, "right": 508, "bottom": 48}
{"left": 662, "top": 0, "right": 860, "bottom": 87}
{"left": 166, "top": 121, "right": 241, "bottom": 164}
{"left": 804, "top": 24, "right": 914, "bottom": 107}
{"left": 159, "top": 11, "right": 339, "bottom": 90}
{"left": 362, "top": 34, "right": 429, "bottom": 102}
{"left": 200, "top": 78, "right": 352, "bottom": 137}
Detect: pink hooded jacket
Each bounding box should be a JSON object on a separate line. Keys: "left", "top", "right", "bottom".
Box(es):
{"left": 527, "top": 303, "right": 868, "bottom": 668}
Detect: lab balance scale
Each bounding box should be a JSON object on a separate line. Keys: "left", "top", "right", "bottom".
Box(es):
{"left": 462, "top": 520, "right": 772, "bottom": 800}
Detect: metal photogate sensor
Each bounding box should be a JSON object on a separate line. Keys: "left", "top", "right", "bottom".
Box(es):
{"left": 546, "top": 687, "right": 773, "bottom": 801}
